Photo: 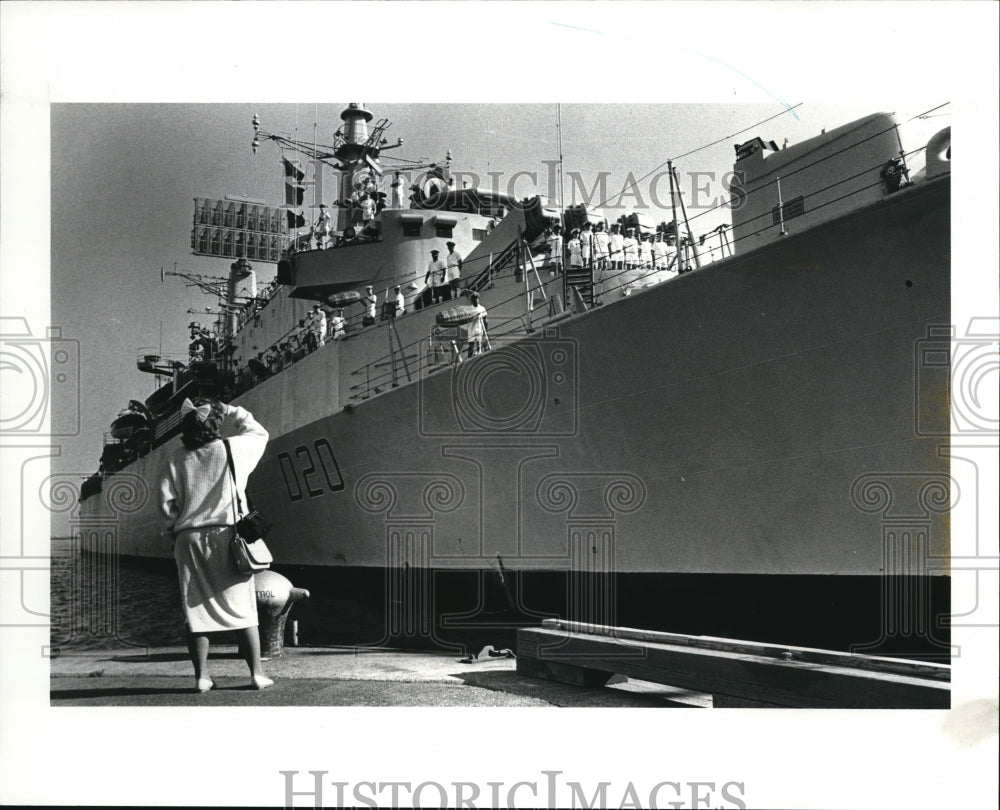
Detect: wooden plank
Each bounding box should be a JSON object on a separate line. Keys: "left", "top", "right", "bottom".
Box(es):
{"left": 517, "top": 656, "right": 614, "bottom": 688}
{"left": 540, "top": 619, "right": 950, "bottom": 681}
{"left": 518, "top": 627, "right": 950, "bottom": 709}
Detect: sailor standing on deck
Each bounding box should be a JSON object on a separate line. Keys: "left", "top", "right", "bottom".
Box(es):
{"left": 390, "top": 172, "right": 406, "bottom": 210}
{"left": 362, "top": 285, "right": 378, "bottom": 326}
{"left": 593, "top": 223, "right": 610, "bottom": 303}
{"left": 466, "top": 292, "right": 489, "bottom": 358}
{"left": 593, "top": 223, "right": 609, "bottom": 271}
{"left": 315, "top": 204, "right": 332, "bottom": 249}
{"left": 623, "top": 228, "right": 639, "bottom": 270}
{"left": 652, "top": 232, "right": 673, "bottom": 282}
{"left": 580, "top": 222, "right": 593, "bottom": 271}
{"left": 567, "top": 229, "right": 583, "bottom": 272}
{"left": 425, "top": 249, "right": 448, "bottom": 304}
{"left": 608, "top": 223, "right": 624, "bottom": 272}
{"left": 393, "top": 285, "right": 406, "bottom": 317}
{"left": 311, "top": 305, "right": 327, "bottom": 348}
{"left": 638, "top": 234, "right": 653, "bottom": 280}
{"left": 330, "top": 309, "right": 346, "bottom": 340}
{"left": 445, "top": 241, "right": 464, "bottom": 300}
{"left": 360, "top": 193, "right": 376, "bottom": 223}
{"left": 546, "top": 225, "right": 564, "bottom": 278}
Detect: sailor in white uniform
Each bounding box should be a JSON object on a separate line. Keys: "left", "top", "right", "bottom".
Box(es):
{"left": 445, "top": 241, "right": 464, "bottom": 300}
{"left": 390, "top": 173, "right": 406, "bottom": 209}
{"left": 330, "top": 309, "right": 346, "bottom": 340}
{"left": 315, "top": 204, "right": 332, "bottom": 249}
{"left": 580, "top": 222, "right": 593, "bottom": 269}
{"left": 466, "top": 292, "right": 489, "bottom": 358}
{"left": 363, "top": 286, "right": 378, "bottom": 325}
{"left": 546, "top": 225, "right": 564, "bottom": 277}
{"left": 566, "top": 229, "right": 583, "bottom": 270}
{"left": 311, "top": 305, "right": 327, "bottom": 347}
{"left": 608, "top": 224, "right": 624, "bottom": 271}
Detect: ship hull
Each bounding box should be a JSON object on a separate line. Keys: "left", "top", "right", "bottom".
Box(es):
{"left": 80, "top": 176, "right": 951, "bottom": 656}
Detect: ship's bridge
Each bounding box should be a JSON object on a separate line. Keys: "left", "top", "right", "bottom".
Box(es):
{"left": 281, "top": 188, "right": 528, "bottom": 303}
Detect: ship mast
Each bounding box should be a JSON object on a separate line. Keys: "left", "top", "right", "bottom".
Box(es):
{"left": 333, "top": 103, "right": 380, "bottom": 232}
{"left": 252, "top": 104, "right": 453, "bottom": 233}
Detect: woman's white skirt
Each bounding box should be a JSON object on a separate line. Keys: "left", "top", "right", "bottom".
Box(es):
{"left": 174, "top": 526, "right": 258, "bottom": 632}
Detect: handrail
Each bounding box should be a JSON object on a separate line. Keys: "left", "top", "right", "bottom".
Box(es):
{"left": 468, "top": 239, "right": 521, "bottom": 293}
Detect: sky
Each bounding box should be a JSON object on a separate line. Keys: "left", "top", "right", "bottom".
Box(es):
{"left": 2, "top": 3, "right": 999, "bottom": 809}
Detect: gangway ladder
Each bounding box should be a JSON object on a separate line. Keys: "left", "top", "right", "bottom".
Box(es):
{"left": 517, "top": 228, "right": 549, "bottom": 333}
{"left": 386, "top": 311, "right": 412, "bottom": 388}
{"left": 563, "top": 253, "right": 595, "bottom": 311}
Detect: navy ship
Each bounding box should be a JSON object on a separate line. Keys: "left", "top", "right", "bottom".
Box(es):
{"left": 78, "top": 103, "right": 952, "bottom": 658}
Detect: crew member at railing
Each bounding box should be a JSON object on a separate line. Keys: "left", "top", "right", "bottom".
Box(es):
{"left": 315, "top": 204, "right": 332, "bottom": 249}
{"left": 466, "top": 292, "right": 489, "bottom": 358}
{"left": 425, "top": 250, "right": 448, "bottom": 305}
{"left": 266, "top": 347, "right": 281, "bottom": 375}
{"left": 546, "top": 224, "right": 563, "bottom": 278}
{"left": 337, "top": 226, "right": 357, "bottom": 247}
{"left": 390, "top": 172, "right": 406, "bottom": 210}
{"left": 581, "top": 222, "right": 593, "bottom": 270}
{"left": 592, "top": 223, "right": 610, "bottom": 305}
{"left": 608, "top": 223, "right": 623, "bottom": 272}
{"left": 330, "top": 309, "right": 346, "bottom": 340}
{"left": 623, "top": 228, "right": 639, "bottom": 271}
{"left": 310, "top": 305, "right": 327, "bottom": 348}
{"left": 445, "top": 241, "right": 464, "bottom": 300}
{"left": 593, "top": 222, "right": 609, "bottom": 273}
{"left": 362, "top": 285, "right": 378, "bottom": 326}
{"left": 360, "top": 192, "right": 376, "bottom": 223}
{"left": 639, "top": 234, "right": 653, "bottom": 276}
{"left": 652, "top": 232, "right": 672, "bottom": 282}
{"left": 393, "top": 286, "right": 405, "bottom": 318}
{"left": 567, "top": 229, "right": 583, "bottom": 273}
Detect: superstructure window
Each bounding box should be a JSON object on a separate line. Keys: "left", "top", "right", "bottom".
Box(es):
{"left": 402, "top": 221, "right": 422, "bottom": 237}
{"left": 435, "top": 223, "right": 454, "bottom": 239}
{"left": 472, "top": 228, "right": 488, "bottom": 242}
{"left": 772, "top": 195, "right": 805, "bottom": 225}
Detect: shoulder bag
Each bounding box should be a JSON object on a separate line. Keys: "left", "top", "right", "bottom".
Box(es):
{"left": 224, "top": 439, "right": 273, "bottom": 574}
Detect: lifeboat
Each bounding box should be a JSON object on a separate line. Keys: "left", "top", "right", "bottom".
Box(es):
{"left": 325, "top": 290, "right": 361, "bottom": 308}
{"left": 435, "top": 304, "right": 479, "bottom": 327}
{"left": 109, "top": 400, "right": 153, "bottom": 440}
{"left": 110, "top": 409, "right": 148, "bottom": 440}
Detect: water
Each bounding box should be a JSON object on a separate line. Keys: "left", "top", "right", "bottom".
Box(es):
{"left": 50, "top": 538, "right": 187, "bottom": 652}
{"left": 49, "top": 538, "right": 498, "bottom": 654}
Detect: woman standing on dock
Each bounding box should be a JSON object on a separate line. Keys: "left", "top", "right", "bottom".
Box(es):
{"left": 158, "top": 398, "right": 272, "bottom": 693}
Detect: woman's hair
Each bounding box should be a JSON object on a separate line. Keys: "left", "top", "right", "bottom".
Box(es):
{"left": 180, "top": 397, "right": 225, "bottom": 449}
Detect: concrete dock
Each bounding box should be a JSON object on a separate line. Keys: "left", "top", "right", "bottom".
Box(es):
{"left": 49, "top": 644, "right": 711, "bottom": 707}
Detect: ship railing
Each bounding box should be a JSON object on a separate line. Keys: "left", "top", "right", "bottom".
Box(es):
{"left": 467, "top": 239, "right": 522, "bottom": 293}
{"left": 347, "top": 315, "right": 527, "bottom": 403}
{"left": 153, "top": 411, "right": 184, "bottom": 443}
{"left": 346, "top": 246, "right": 689, "bottom": 404}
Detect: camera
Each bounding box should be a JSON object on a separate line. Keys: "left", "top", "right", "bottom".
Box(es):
{"left": 0, "top": 318, "right": 81, "bottom": 436}
{"left": 915, "top": 320, "right": 998, "bottom": 436}
{"left": 419, "top": 328, "right": 578, "bottom": 436}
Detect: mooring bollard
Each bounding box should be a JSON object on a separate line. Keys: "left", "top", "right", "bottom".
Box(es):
{"left": 254, "top": 570, "right": 310, "bottom": 657}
